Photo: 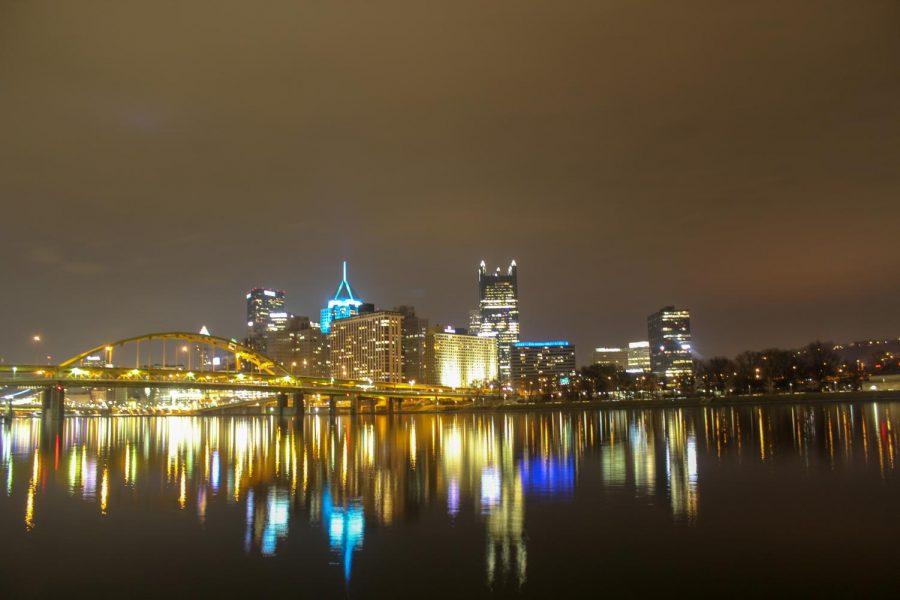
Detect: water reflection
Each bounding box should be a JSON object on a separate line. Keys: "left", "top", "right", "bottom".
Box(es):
{"left": 1, "top": 402, "right": 899, "bottom": 589}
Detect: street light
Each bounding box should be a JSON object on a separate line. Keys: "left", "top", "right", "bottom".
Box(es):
{"left": 32, "top": 335, "right": 42, "bottom": 364}
{"left": 182, "top": 346, "right": 190, "bottom": 371}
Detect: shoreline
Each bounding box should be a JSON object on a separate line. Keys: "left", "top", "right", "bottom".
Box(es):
{"left": 383, "top": 389, "right": 900, "bottom": 414}
{"left": 7, "top": 390, "right": 899, "bottom": 418}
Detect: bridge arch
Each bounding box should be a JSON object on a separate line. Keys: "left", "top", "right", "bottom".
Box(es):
{"left": 59, "top": 332, "right": 289, "bottom": 376}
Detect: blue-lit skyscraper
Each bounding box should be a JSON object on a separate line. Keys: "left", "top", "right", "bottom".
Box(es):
{"left": 320, "top": 261, "right": 364, "bottom": 334}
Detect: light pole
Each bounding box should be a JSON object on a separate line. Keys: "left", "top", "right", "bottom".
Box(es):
{"left": 182, "top": 346, "right": 190, "bottom": 371}
{"left": 32, "top": 335, "right": 41, "bottom": 365}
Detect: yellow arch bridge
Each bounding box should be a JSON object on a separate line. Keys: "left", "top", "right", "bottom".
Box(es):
{"left": 0, "top": 331, "right": 500, "bottom": 417}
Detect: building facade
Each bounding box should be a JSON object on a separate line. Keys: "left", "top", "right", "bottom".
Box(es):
{"left": 510, "top": 341, "right": 576, "bottom": 394}
{"left": 593, "top": 347, "right": 628, "bottom": 369}
{"left": 626, "top": 341, "right": 652, "bottom": 373}
{"left": 320, "top": 261, "right": 364, "bottom": 334}
{"left": 268, "top": 315, "right": 329, "bottom": 377}
{"left": 329, "top": 310, "right": 403, "bottom": 383}
{"left": 425, "top": 326, "right": 498, "bottom": 388}
{"left": 473, "top": 260, "right": 520, "bottom": 385}
{"left": 246, "top": 288, "right": 287, "bottom": 354}
{"left": 647, "top": 306, "right": 694, "bottom": 380}
{"left": 395, "top": 305, "right": 429, "bottom": 384}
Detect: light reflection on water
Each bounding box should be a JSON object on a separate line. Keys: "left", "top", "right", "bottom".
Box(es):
{"left": 1, "top": 402, "right": 899, "bottom": 595}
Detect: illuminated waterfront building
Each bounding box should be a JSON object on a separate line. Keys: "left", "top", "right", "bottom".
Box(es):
{"left": 626, "top": 341, "right": 652, "bottom": 373}
{"left": 510, "top": 341, "right": 576, "bottom": 394}
{"left": 320, "top": 262, "right": 364, "bottom": 334}
{"left": 329, "top": 310, "right": 403, "bottom": 382}
{"left": 647, "top": 306, "right": 694, "bottom": 379}
{"left": 593, "top": 347, "right": 628, "bottom": 369}
{"left": 425, "top": 326, "right": 498, "bottom": 388}
{"left": 473, "top": 260, "right": 520, "bottom": 384}
{"left": 246, "top": 288, "right": 287, "bottom": 353}
{"left": 395, "top": 306, "right": 429, "bottom": 384}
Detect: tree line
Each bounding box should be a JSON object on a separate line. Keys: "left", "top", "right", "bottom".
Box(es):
{"left": 568, "top": 341, "right": 890, "bottom": 400}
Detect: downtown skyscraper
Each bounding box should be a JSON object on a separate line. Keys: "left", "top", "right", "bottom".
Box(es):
{"left": 246, "top": 288, "right": 287, "bottom": 353}
{"left": 320, "top": 261, "right": 364, "bottom": 334}
{"left": 473, "top": 260, "right": 520, "bottom": 384}
{"left": 647, "top": 306, "right": 694, "bottom": 381}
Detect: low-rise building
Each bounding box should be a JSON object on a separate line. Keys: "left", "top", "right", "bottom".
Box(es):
{"left": 425, "top": 326, "right": 498, "bottom": 388}
{"left": 511, "top": 341, "right": 576, "bottom": 394}
{"left": 593, "top": 347, "right": 628, "bottom": 369}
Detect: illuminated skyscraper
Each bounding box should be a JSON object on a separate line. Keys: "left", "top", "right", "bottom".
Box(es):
{"left": 474, "top": 260, "right": 520, "bottom": 384}
{"left": 647, "top": 306, "right": 694, "bottom": 379}
{"left": 329, "top": 310, "right": 403, "bottom": 383}
{"left": 246, "top": 288, "right": 287, "bottom": 353}
{"left": 320, "top": 261, "right": 364, "bottom": 334}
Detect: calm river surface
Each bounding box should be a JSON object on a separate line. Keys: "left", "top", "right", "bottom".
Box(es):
{"left": 2, "top": 403, "right": 899, "bottom": 597}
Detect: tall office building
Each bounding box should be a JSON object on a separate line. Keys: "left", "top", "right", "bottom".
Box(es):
{"left": 246, "top": 288, "right": 287, "bottom": 354}
{"left": 510, "top": 341, "right": 576, "bottom": 393}
{"left": 626, "top": 341, "right": 651, "bottom": 373}
{"left": 474, "top": 260, "right": 520, "bottom": 384}
{"left": 395, "top": 305, "right": 429, "bottom": 384}
{"left": 329, "top": 310, "right": 403, "bottom": 383}
{"left": 268, "top": 315, "right": 329, "bottom": 377}
{"left": 647, "top": 306, "right": 694, "bottom": 379}
{"left": 320, "top": 261, "right": 364, "bottom": 334}
{"left": 425, "top": 326, "right": 498, "bottom": 388}
{"left": 593, "top": 347, "right": 628, "bottom": 369}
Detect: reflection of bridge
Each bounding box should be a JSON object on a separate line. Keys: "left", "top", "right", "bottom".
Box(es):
{"left": 0, "top": 331, "right": 498, "bottom": 417}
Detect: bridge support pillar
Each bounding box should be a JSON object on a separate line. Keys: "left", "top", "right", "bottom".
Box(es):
{"left": 42, "top": 384, "right": 65, "bottom": 420}
{"left": 388, "top": 397, "right": 403, "bottom": 414}
{"left": 276, "top": 392, "right": 288, "bottom": 418}
{"left": 328, "top": 396, "right": 336, "bottom": 416}
{"left": 350, "top": 395, "right": 359, "bottom": 415}
{"left": 292, "top": 392, "right": 305, "bottom": 417}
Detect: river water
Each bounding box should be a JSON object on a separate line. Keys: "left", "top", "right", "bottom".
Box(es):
{"left": 1, "top": 403, "right": 899, "bottom": 597}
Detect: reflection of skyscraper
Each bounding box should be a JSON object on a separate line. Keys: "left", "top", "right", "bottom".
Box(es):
{"left": 246, "top": 288, "right": 287, "bottom": 353}
{"left": 322, "top": 487, "right": 365, "bottom": 582}
{"left": 474, "top": 260, "right": 520, "bottom": 384}
{"left": 485, "top": 464, "right": 526, "bottom": 589}
{"left": 664, "top": 412, "right": 698, "bottom": 521}
{"left": 320, "top": 262, "right": 364, "bottom": 334}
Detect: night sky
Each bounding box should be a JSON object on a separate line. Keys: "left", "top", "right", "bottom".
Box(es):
{"left": 1, "top": 1, "right": 898, "bottom": 365}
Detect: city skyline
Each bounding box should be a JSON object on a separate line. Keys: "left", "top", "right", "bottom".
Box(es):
{"left": 0, "top": 254, "right": 897, "bottom": 367}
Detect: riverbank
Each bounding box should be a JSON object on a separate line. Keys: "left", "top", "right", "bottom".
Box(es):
{"left": 394, "top": 389, "right": 900, "bottom": 414}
